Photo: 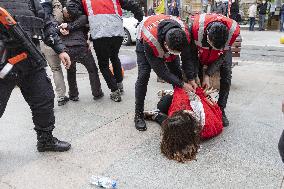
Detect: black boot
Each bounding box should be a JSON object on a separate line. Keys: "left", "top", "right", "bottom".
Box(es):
{"left": 134, "top": 112, "right": 147, "bottom": 131}
{"left": 221, "top": 109, "right": 229, "bottom": 127}
{"left": 37, "top": 131, "right": 71, "bottom": 152}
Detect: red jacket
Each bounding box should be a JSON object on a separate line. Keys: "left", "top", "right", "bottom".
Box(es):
{"left": 138, "top": 14, "right": 191, "bottom": 62}
{"left": 192, "top": 13, "right": 240, "bottom": 65}
{"left": 168, "top": 87, "right": 223, "bottom": 139}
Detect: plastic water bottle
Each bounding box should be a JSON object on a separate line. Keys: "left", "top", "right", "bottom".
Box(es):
{"left": 90, "top": 176, "right": 117, "bottom": 188}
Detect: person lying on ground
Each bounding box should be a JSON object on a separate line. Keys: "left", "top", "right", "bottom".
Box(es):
{"left": 144, "top": 87, "right": 223, "bottom": 162}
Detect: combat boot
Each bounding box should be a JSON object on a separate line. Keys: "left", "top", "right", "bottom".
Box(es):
{"left": 134, "top": 111, "right": 147, "bottom": 131}
{"left": 37, "top": 131, "right": 71, "bottom": 152}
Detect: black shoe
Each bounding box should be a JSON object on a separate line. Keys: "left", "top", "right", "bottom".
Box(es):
{"left": 69, "top": 96, "right": 79, "bottom": 101}
{"left": 110, "top": 90, "right": 121, "bottom": 102}
{"left": 222, "top": 110, "right": 229, "bottom": 127}
{"left": 143, "top": 109, "right": 160, "bottom": 121}
{"left": 37, "top": 132, "right": 71, "bottom": 152}
{"left": 134, "top": 112, "right": 147, "bottom": 131}
{"left": 93, "top": 92, "right": 104, "bottom": 100}
{"left": 58, "top": 96, "right": 69, "bottom": 106}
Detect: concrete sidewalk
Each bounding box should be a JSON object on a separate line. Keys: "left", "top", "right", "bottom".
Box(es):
{"left": 241, "top": 30, "right": 284, "bottom": 48}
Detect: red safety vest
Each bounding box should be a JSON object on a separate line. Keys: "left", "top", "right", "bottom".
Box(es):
{"left": 137, "top": 15, "right": 191, "bottom": 62}
{"left": 81, "top": 0, "right": 124, "bottom": 39}
{"left": 192, "top": 13, "right": 240, "bottom": 65}
{"left": 82, "top": 0, "right": 122, "bottom": 16}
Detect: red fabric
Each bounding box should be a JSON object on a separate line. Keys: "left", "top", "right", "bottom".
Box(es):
{"left": 168, "top": 87, "right": 223, "bottom": 139}
{"left": 168, "top": 87, "right": 192, "bottom": 117}
{"left": 192, "top": 13, "right": 240, "bottom": 65}
{"left": 141, "top": 15, "right": 191, "bottom": 61}
{"left": 82, "top": 0, "right": 122, "bottom": 16}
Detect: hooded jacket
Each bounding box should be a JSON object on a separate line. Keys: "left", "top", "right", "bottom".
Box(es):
{"left": 136, "top": 15, "right": 196, "bottom": 87}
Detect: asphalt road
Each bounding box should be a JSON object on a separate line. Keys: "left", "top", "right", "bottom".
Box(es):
{"left": 0, "top": 35, "right": 283, "bottom": 189}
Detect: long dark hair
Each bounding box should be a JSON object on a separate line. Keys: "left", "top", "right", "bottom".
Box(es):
{"left": 161, "top": 110, "right": 202, "bottom": 163}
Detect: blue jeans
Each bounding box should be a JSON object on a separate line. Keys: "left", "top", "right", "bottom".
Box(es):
{"left": 280, "top": 14, "right": 284, "bottom": 32}
{"left": 258, "top": 14, "right": 265, "bottom": 30}
{"left": 249, "top": 17, "right": 255, "bottom": 31}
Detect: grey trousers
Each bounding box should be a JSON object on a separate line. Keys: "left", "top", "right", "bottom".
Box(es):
{"left": 258, "top": 14, "right": 266, "bottom": 30}
{"left": 42, "top": 45, "right": 67, "bottom": 99}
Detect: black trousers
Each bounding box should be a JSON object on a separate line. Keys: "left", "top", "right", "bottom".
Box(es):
{"left": 0, "top": 68, "right": 55, "bottom": 132}
{"left": 278, "top": 130, "right": 284, "bottom": 163}
{"left": 155, "top": 94, "right": 173, "bottom": 124}
{"left": 249, "top": 17, "right": 255, "bottom": 31}
{"left": 135, "top": 41, "right": 182, "bottom": 113}
{"left": 198, "top": 50, "right": 232, "bottom": 110}
{"left": 92, "top": 37, "right": 123, "bottom": 92}
{"left": 66, "top": 46, "right": 102, "bottom": 97}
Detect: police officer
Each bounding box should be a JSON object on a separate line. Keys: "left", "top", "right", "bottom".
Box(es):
{"left": 67, "top": 0, "right": 144, "bottom": 102}
{"left": 134, "top": 15, "right": 195, "bottom": 131}
{"left": 0, "top": 0, "right": 71, "bottom": 152}
{"left": 187, "top": 13, "right": 240, "bottom": 127}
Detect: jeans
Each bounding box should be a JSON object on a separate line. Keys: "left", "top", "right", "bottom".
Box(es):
{"left": 258, "top": 14, "right": 266, "bottom": 30}
{"left": 280, "top": 14, "right": 284, "bottom": 32}
{"left": 249, "top": 17, "right": 255, "bottom": 31}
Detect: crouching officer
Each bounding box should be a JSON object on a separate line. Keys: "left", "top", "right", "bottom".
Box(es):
{"left": 134, "top": 15, "right": 196, "bottom": 131}
{"left": 0, "top": 0, "right": 72, "bottom": 152}
{"left": 187, "top": 13, "right": 240, "bottom": 127}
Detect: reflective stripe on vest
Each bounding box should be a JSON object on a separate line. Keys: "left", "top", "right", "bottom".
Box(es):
{"left": 82, "top": 0, "right": 122, "bottom": 16}
{"left": 82, "top": 0, "right": 124, "bottom": 39}
{"left": 112, "top": 0, "right": 119, "bottom": 15}
{"left": 141, "top": 26, "right": 164, "bottom": 58}
{"left": 196, "top": 13, "right": 206, "bottom": 48}
{"left": 224, "top": 20, "right": 238, "bottom": 49}
{"left": 139, "top": 15, "right": 190, "bottom": 59}
{"left": 195, "top": 13, "right": 238, "bottom": 50}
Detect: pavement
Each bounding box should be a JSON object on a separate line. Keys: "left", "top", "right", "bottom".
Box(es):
{"left": 0, "top": 30, "right": 284, "bottom": 189}
{"left": 241, "top": 29, "right": 284, "bottom": 48}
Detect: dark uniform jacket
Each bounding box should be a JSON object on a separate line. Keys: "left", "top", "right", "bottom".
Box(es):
{"left": 0, "top": 0, "right": 65, "bottom": 74}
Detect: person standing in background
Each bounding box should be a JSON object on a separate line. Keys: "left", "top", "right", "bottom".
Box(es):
{"left": 211, "top": 0, "right": 227, "bottom": 16}
{"left": 248, "top": 2, "right": 257, "bottom": 31}
{"left": 170, "top": 0, "right": 179, "bottom": 16}
{"left": 257, "top": 1, "right": 267, "bottom": 31}
{"left": 280, "top": 3, "right": 284, "bottom": 32}
{"left": 230, "top": 0, "right": 240, "bottom": 23}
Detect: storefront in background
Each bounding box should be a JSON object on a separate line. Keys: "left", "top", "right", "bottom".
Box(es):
{"left": 146, "top": 0, "right": 181, "bottom": 16}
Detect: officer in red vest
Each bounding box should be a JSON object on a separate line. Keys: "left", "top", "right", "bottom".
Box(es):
{"left": 67, "top": 0, "right": 144, "bottom": 102}
{"left": 134, "top": 15, "right": 196, "bottom": 131}
{"left": 187, "top": 13, "right": 240, "bottom": 127}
